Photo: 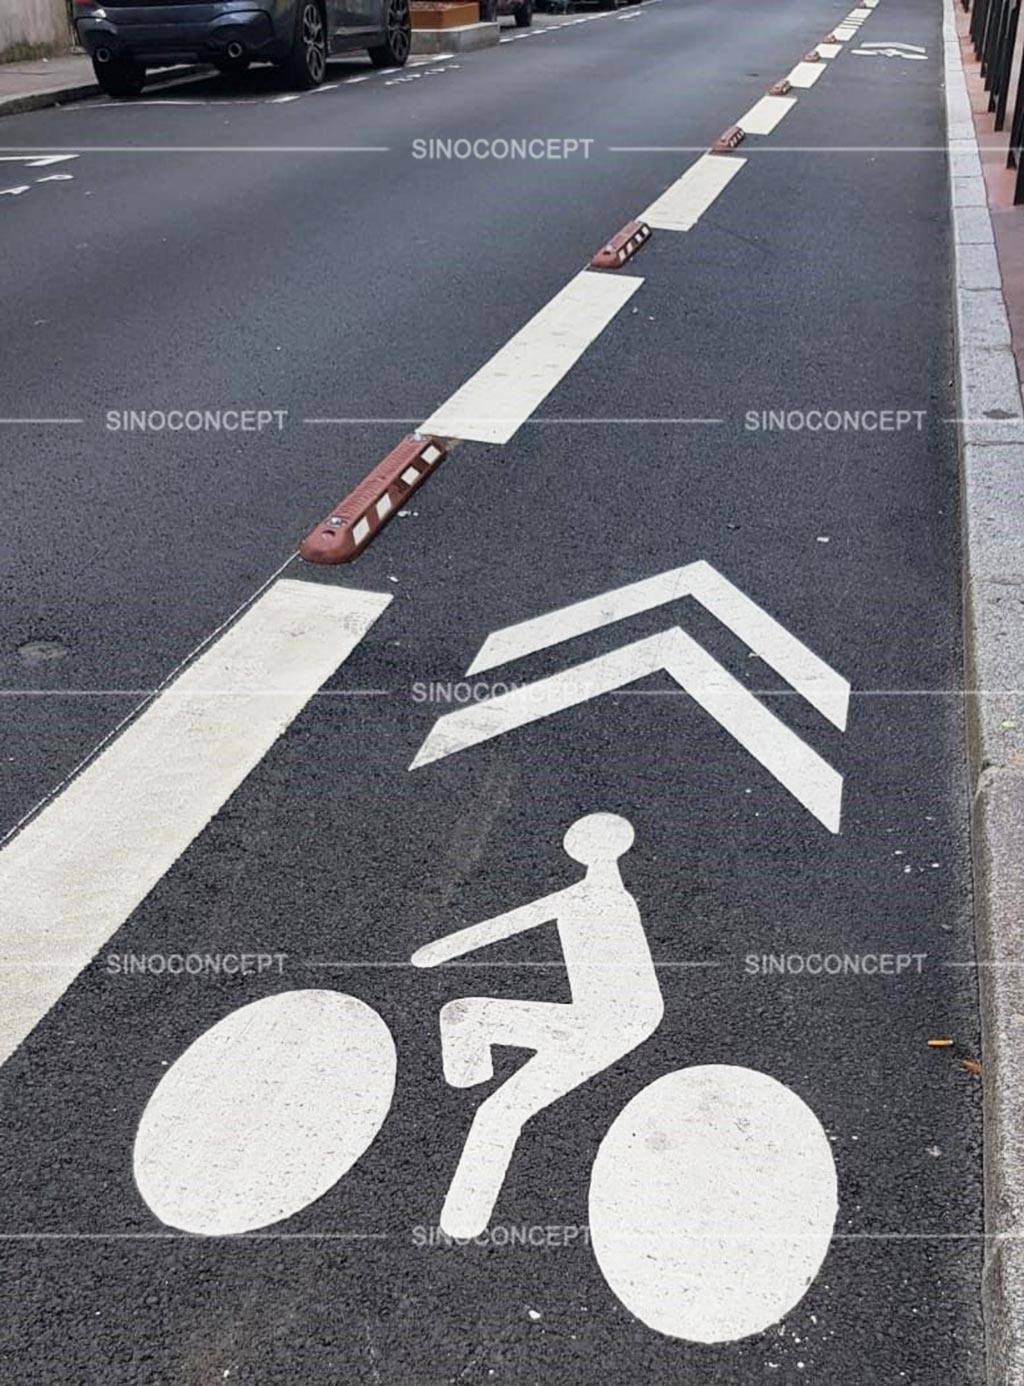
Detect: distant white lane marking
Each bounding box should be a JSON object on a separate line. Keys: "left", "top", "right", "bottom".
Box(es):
{"left": 817, "top": 42, "right": 843, "bottom": 58}
{"left": 641, "top": 153, "right": 746, "bottom": 232}
{"left": 420, "top": 271, "right": 643, "bottom": 445}
{"left": 786, "top": 60, "right": 827, "bottom": 88}
{"left": 0, "top": 185, "right": 29, "bottom": 197}
{"left": 35, "top": 174, "right": 74, "bottom": 184}
{"left": 737, "top": 94, "right": 797, "bottom": 136}
{"left": 0, "top": 579, "right": 391, "bottom": 1071}
{"left": 832, "top": 24, "right": 857, "bottom": 39}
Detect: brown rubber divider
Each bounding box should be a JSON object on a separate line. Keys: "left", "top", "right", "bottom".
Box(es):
{"left": 803, "top": 48, "right": 821, "bottom": 61}
{"left": 299, "top": 434, "right": 447, "bottom": 564}
{"left": 768, "top": 78, "right": 792, "bottom": 95}
{"left": 712, "top": 125, "right": 745, "bottom": 153}
{"left": 590, "top": 219, "right": 652, "bottom": 270}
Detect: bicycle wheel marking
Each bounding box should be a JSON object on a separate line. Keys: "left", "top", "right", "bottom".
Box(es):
{"left": 588, "top": 1065, "right": 837, "bottom": 1343}
{"left": 134, "top": 990, "right": 396, "bottom": 1235}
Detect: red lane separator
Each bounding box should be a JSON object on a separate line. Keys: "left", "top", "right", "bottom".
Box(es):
{"left": 299, "top": 434, "right": 447, "bottom": 565}
{"left": 823, "top": 32, "right": 839, "bottom": 42}
{"left": 590, "top": 219, "right": 652, "bottom": 270}
{"left": 711, "top": 125, "right": 745, "bottom": 154}
{"left": 768, "top": 78, "right": 792, "bottom": 95}
{"left": 803, "top": 48, "right": 821, "bottom": 61}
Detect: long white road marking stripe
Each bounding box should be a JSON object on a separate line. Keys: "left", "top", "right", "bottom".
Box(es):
{"left": 412, "top": 627, "right": 845, "bottom": 830}
{"left": 786, "top": 61, "right": 827, "bottom": 88}
{"left": 0, "top": 579, "right": 391, "bottom": 1071}
{"left": 419, "top": 271, "right": 643, "bottom": 445}
{"left": 466, "top": 560, "right": 850, "bottom": 730}
{"left": 641, "top": 153, "right": 746, "bottom": 232}
{"left": 737, "top": 94, "right": 798, "bottom": 136}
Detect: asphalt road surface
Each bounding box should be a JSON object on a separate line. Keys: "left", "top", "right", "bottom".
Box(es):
{"left": 0, "top": 0, "right": 986, "bottom": 1382}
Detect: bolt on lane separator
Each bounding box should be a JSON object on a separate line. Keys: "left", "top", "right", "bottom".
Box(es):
{"left": 299, "top": 435, "right": 448, "bottom": 565}
{"left": 590, "top": 219, "right": 652, "bottom": 270}
{"left": 711, "top": 125, "right": 746, "bottom": 153}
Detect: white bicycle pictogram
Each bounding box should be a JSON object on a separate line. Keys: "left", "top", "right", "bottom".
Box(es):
{"left": 134, "top": 813, "right": 838, "bottom": 1344}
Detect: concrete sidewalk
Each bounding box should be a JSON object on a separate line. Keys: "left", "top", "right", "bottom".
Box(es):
{"left": 0, "top": 52, "right": 204, "bottom": 117}
{"left": 948, "top": 3, "right": 1024, "bottom": 1383}
{"left": 0, "top": 53, "right": 104, "bottom": 117}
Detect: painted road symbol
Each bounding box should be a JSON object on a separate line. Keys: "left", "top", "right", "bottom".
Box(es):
{"left": 411, "top": 812, "right": 664, "bottom": 1240}
{"left": 133, "top": 813, "right": 838, "bottom": 1344}
{"left": 851, "top": 41, "right": 928, "bottom": 59}
{"left": 411, "top": 560, "right": 850, "bottom": 831}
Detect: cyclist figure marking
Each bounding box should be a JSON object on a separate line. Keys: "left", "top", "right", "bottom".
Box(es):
{"left": 411, "top": 812, "right": 663, "bottom": 1239}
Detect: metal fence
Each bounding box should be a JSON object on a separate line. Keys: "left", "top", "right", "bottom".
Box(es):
{"left": 963, "top": 0, "right": 1024, "bottom": 201}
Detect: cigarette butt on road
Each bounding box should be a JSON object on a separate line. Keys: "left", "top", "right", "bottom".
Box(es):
{"left": 962, "top": 1059, "right": 983, "bottom": 1076}
{"left": 927, "top": 1038, "right": 955, "bottom": 1048}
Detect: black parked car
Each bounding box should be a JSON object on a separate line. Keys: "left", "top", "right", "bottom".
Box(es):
{"left": 72, "top": 0, "right": 412, "bottom": 98}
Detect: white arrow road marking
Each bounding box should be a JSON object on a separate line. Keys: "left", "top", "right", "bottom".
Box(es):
{"left": 0, "top": 186, "right": 29, "bottom": 197}
{"left": 589, "top": 1066, "right": 837, "bottom": 1342}
{"left": 0, "top": 578, "right": 391, "bottom": 1072}
{"left": 466, "top": 560, "right": 850, "bottom": 730}
{"left": 641, "top": 153, "right": 746, "bottom": 232}
{"left": 135, "top": 990, "right": 397, "bottom": 1234}
{"left": 420, "top": 271, "right": 642, "bottom": 445}
{"left": 35, "top": 174, "right": 74, "bottom": 184}
{"left": 412, "top": 627, "right": 844, "bottom": 830}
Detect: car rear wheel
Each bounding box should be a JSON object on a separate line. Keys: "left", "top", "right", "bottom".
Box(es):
{"left": 368, "top": 0, "right": 411, "bottom": 67}
{"left": 282, "top": 0, "right": 327, "bottom": 89}
{"left": 514, "top": 0, "right": 533, "bottom": 25}
{"left": 92, "top": 56, "right": 146, "bottom": 99}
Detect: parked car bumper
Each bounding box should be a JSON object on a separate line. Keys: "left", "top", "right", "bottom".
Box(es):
{"left": 75, "top": 3, "right": 288, "bottom": 66}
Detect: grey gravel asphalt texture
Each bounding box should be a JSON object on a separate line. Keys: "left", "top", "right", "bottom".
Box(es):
{"left": 0, "top": 0, "right": 987, "bottom": 1381}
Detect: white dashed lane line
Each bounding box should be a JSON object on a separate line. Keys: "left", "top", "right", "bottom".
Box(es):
{"left": 641, "top": 152, "right": 746, "bottom": 232}
{"left": 786, "top": 60, "right": 827, "bottom": 88}
{"left": 737, "top": 94, "right": 797, "bottom": 136}
{"left": 419, "top": 270, "right": 643, "bottom": 444}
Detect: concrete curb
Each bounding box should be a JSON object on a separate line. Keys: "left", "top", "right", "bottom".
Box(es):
{"left": 410, "top": 20, "right": 499, "bottom": 53}
{"left": 944, "top": 3, "right": 1024, "bottom": 1382}
{"left": 0, "top": 64, "right": 207, "bottom": 119}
